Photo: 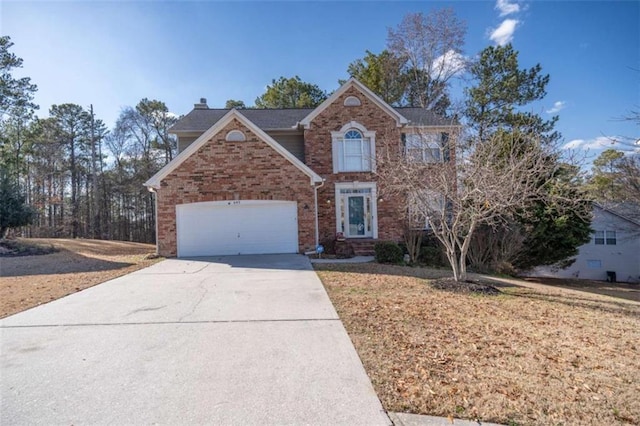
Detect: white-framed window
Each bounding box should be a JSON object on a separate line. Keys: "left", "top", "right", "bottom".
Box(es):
{"left": 606, "top": 231, "right": 617, "bottom": 245}
{"left": 594, "top": 230, "right": 616, "bottom": 245}
{"left": 587, "top": 259, "right": 602, "bottom": 269}
{"left": 332, "top": 122, "right": 375, "bottom": 173}
{"left": 407, "top": 190, "right": 445, "bottom": 230}
{"left": 405, "top": 133, "right": 442, "bottom": 163}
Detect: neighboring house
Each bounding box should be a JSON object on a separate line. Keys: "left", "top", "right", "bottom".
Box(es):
{"left": 144, "top": 78, "right": 457, "bottom": 257}
{"left": 530, "top": 204, "right": 640, "bottom": 282}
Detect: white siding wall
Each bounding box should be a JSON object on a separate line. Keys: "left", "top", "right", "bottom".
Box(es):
{"left": 531, "top": 207, "right": 640, "bottom": 282}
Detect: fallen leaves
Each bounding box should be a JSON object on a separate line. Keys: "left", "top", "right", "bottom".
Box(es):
{"left": 315, "top": 263, "right": 640, "bottom": 426}
{"left": 0, "top": 238, "right": 159, "bottom": 318}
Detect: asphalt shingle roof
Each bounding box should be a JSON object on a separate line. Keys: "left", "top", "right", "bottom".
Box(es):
{"left": 170, "top": 108, "right": 314, "bottom": 132}
{"left": 170, "top": 107, "right": 455, "bottom": 133}
{"left": 394, "top": 107, "right": 458, "bottom": 127}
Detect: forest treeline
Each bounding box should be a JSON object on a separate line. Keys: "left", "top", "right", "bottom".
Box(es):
{"left": 3, "top": 98, "right": 176, "bottom": 242}
{"left": 0, "top": 36, "right": 177, "bottom": 242}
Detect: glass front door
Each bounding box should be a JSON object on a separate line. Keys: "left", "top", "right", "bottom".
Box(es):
{"left": 342, "top": 191, "right": 373, "bottom": 238}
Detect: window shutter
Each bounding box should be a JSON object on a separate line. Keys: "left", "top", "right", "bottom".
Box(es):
{"left": 332, "top": 139, "right": 340, "bottom": 173}
{"left": 441, "top": 133, "right": 450, "bottom": 162}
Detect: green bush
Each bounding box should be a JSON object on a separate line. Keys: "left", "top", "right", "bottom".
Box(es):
{"left": 374, "top": 241, "right": 404, "bottom": 264}
{"left": 419, "top": 245, "right": 445, "bottom": 267}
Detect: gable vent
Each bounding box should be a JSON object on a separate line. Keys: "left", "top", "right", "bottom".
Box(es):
{"left": 344, "top": 96, "right": 361, "bottom": 107}
{"left": 226, "top": 130, "right": 246, "bottom": 142}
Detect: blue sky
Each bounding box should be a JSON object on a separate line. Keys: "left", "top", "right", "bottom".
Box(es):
{"left": 2, "top": 0, "right": 638, "bottom": 161}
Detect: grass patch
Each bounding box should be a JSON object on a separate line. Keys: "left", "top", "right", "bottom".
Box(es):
{"left": 315, "top": 263, "right": 640, "bottom": 425}
{"left": 0, "top": 238, "right": 160, "bottom": 318}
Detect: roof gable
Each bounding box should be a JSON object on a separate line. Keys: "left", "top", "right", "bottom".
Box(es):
{"left": 298, "top": 78, "right": 409, "bottom": 128}
{"left": 595, "top": 203, "right": 640, "bottom": 227}
{"left": 145, "top": 110, "right": 323, "bottom": 189}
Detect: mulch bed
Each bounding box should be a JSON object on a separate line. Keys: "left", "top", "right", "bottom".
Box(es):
{"left": 429, "top": 277, "right": 501, "bottom": 295}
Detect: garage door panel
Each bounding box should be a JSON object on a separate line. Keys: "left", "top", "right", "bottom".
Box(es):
{"left": 176, "top": 201, "right": 298, "bottom": 257}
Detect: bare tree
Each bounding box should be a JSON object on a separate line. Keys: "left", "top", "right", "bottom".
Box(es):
{"left": 387, "top": 9, "right": 467, "bottom": 112}
{"left": 377, "top": 127, "right": 569, "bottom": 282}
{"left": 616, "top": 156, "right": 640, "bottom": 204}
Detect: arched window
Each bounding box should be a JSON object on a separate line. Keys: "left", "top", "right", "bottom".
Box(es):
{"left": 331, "top": 123, "right": 375, "bottom": 172}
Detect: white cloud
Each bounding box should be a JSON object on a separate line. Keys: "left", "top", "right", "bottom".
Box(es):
{"left": 562, "top": 136, "right": 620, "bottom": 150}
{"left": 546, "top": 101, "right": 566, "bottom": 114}
{"left": 431, "top": 50, "right": 467, "bottom": 78}
{"left": 489, "top": 19, "right": 519, "bottom": 46}
{"left": 495, "top": 0, "right": 520, "bottom": 16}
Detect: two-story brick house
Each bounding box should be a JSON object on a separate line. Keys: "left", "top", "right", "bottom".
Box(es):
{"left": 144, "top": 78, "right": 456, "bottom": 257}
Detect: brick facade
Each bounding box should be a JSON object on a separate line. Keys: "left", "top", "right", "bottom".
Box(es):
{"left": 151, "top": 81, "right": 454, "bottom": 257}
{"left": 155, "top": 119, "right": 316, "bottom": 257}
{"left": 304, "top": 85, "right": 405, "bottom": 243}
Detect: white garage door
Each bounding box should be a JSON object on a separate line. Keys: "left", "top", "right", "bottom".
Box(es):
{"left": 176, "top": 200, "right": 298, "bottom": 257}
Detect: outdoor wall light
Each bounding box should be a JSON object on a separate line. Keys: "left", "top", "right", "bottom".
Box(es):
{"left": 326, "top": 199, "right": 332, "bottom": 204}
{"left": 303, "top": 204, "right": 310, "bottom": 210}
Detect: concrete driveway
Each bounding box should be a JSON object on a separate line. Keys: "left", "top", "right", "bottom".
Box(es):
{"left": 1, "top": 255, "right": 390, "bottom": 425}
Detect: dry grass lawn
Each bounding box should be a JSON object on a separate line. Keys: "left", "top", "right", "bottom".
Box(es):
{"left": 0, "top": 238, "right": 160, "bottom": 318}
{"left": 315, "top": 263, "right": 640, "bottom": 426}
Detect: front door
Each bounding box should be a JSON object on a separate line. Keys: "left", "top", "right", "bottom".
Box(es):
{"left": 346, "top": 195, "right": 370, "bottom": 237}
{"left": 336, "top": 183, "right": 378, "bottom": 239}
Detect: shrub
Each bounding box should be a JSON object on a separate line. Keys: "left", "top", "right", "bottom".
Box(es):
{"left": 374, "top": 241, "right": 404, "bottom": 264}
{"left": 419, "top": 245, "right": 446, "bottom": 267}
{"left": 319, "top": 237, "right": 336, "bottom": 255}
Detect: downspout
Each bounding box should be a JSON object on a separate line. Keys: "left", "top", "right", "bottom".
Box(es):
{"left": 147, "top": 186, "right": 159, "bottom": 255}
{"left": 313, "top": 178, "right": 326, "bottom": 249}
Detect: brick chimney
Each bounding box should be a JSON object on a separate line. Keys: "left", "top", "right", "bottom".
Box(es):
{"left": 194, "top": 98, "right": 208, "bottom": 110}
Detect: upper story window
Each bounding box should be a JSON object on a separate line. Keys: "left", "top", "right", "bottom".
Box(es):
{"left": 407, "top": 190, "right": 445, "bottom": 230}
{"left": 332, "top": 122, "right": 375, "bottom": 173}
{"left": 405, "top": 133, "right": 443, "bottom": 163}
{"left": 594, "top": 230, "right": 616, "bottom": 245}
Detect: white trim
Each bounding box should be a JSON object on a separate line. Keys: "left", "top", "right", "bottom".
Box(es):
{"left": 297, "top": 78, "right": 408, "bottom": 129}
{"left": 331, "top": 122, "right": 376, "bottom": 173}
{"left": 177, "top": 199, "right": 295, "bottom": 209}
{"left": 144, "top": 109, "right": 323, "bottom": 189}
{"left": 334, "top": 182, "right": 378, "bottom": 239}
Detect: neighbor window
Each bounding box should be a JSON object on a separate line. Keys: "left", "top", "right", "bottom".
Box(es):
{"left": 333, "top": 128, "right": 374, "bottom": 172}
{"left": 594, "top": 231, "right": 604, "bottom": 245}
{"left": 587, "top": 260, "right": 602, "bottom": 269}
{"left": 594, "top": 230, "right": 616, "bottom": 245}
{"left": 605, "top": 231, "right": 617, "bottom": 245}
{"left": 405, "top": 133, "right": 442, "bottom": 163}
